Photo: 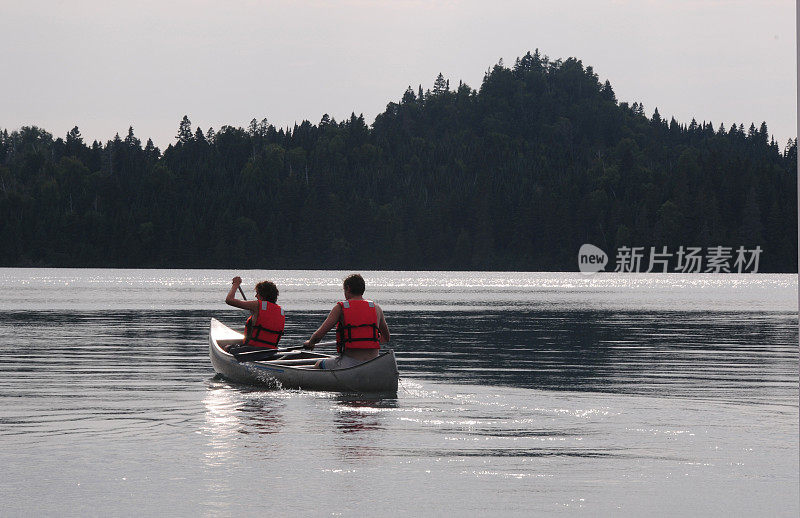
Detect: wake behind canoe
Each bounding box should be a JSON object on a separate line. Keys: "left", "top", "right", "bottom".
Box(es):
{"left": 208, "top": 318, "right": 399, "bottom": 393}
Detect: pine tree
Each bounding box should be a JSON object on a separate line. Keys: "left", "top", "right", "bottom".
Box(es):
{"left": 600, "top": 80, "right": 616, "bottom": 103}
{"left": 758, "top": 121, "right": 769, "bottom": 145}
{"left": 176, "top": 115, "right": 193, "bottom": 144}
{"left": 433, "top": 73, "right": 448, "bottom": 95}
{"left": 258, "top": 118, "right": 269, "bottom": 137}
{"left": 65, "top": 126, "right": 83, "bottom": 157}
{"left": 124, "top": 126, "right": 140, "bottom": 148}
{"left": 144, "top": 139, "right": 159, "bottom": 161}
{"left": 651, "top": 108, "right": 661, "bottom": 125}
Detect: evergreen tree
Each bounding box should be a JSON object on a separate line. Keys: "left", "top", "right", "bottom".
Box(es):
{"left": 124, "top": 126, "right": 140, "bottom": 148}
{"left": 433, "top": 73, "right": 448, "bottom": 95}
{"left": 651, "top": 108, "right": 661, "bottom": 125}
{"left": 176, "top": 115, "right": 193, "bottom": 144}
{"left": 144, "top": 138, "right": 159, "bottom": 161}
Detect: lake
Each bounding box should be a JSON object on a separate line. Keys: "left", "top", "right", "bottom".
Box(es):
{"left": 0, "top": 269, "right": 797, "bottom": 516}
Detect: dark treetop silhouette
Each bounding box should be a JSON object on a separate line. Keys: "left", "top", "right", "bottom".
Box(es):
{"left": 0, "top": 51, "right": 796, "bottom": 271}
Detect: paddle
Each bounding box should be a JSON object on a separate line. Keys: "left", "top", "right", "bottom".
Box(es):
{"left": 232, "top": 348, "right": 297, "bottom": 361}
{"left": 310, "top": 340, "right": 337, "bottom": 348}
{"left": 232, "top": 340, "right": 338, "bottom": 361}
{"left": 238, "top": 285, "right": 247, "bottom": 300}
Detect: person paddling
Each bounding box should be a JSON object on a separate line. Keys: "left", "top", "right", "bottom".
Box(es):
{"left": 225, "top": 276, "right": 285, "bottom": 355}
{"left": 303, "top": 274, "right": 390, "bottom": 369}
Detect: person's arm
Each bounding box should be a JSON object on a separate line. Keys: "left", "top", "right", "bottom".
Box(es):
{"left": 303, "top": 303, "right": 342, "bottom": 349}
{"left": 376, "top": 304, "right": 390, "bottom": 344}
{"left": 225, "top": 276, "right": 258, "bottom": 312}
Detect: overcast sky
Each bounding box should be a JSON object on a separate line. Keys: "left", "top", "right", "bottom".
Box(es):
{"left": 1, "top": 0, "right": 795, "bottom": 150}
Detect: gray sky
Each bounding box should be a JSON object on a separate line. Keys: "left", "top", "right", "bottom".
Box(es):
{"left": 1, "top": 0, "right": 795, "bottom": 150}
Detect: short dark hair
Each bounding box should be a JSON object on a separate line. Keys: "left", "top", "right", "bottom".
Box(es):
{"left": 343, "top": 274, "right": 365, "bottom": 296}
{"left": 255, "top": 281, "right": 279, "bottom": 303}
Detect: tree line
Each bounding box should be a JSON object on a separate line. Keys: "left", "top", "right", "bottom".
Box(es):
{"left": 0, "top": 50, "right": 796, "bottom": 271}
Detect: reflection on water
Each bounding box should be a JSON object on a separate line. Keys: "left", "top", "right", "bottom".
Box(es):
{"left": 0, "top": 270, "right": 796, "bottom": 516}
{"left": 391, "top": 309, "right": 799, "bottom": 405}
{"left": 0, "top": 306, "right": 795, "bottom": 436}
{"left": 202, "top": 382, "right": 289, "bottom": 450}
{"left": 235, "top": 396, "right": 285, "bottom": 436}
{"left": 334, "top": 397, "right": 396, "bottom": 435}
{"left": 202, "top": 385, "right": 241, "bottom": 466}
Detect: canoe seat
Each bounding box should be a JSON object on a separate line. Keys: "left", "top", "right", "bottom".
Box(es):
{"left": 216, "top": 338, "right": 243, "bottom": 350}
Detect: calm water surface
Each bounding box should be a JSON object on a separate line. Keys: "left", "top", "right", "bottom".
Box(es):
{"left": 0, "top": 269, "right": 797, "bottom": 516}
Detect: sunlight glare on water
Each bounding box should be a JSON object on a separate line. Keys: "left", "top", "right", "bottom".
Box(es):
{"left": 0, "top": 269, "right": 795, "bottom": 312}
{"left": 0, "top": 268, "right": 796, "bottom": 516}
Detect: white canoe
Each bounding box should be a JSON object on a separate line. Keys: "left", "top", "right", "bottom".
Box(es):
{"left": 208, "top": 318, "right": 399, "bottom": 393}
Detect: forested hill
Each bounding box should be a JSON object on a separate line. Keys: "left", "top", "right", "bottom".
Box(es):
{"left": 0, "top": 51, "right": 797, "bottom": 271}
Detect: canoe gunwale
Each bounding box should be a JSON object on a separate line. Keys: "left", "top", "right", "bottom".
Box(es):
{"left": 209, "top": 318, "right": 399, "bottom": 393}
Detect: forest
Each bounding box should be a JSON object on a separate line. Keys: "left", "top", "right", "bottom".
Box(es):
{"left": 0, "top": 51, "right": 796, "bottom": 272}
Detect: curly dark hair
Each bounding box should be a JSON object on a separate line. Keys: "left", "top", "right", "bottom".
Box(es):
{"left": 255, "top": 281, "right": 279, "bottom": 303}
{"left": 343, "top": 274, "right": 366, "bottom": 296}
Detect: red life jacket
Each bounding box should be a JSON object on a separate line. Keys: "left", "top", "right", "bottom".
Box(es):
{"left": 336, "top": 299, "right": 380, "bottom": 353}
{"left": 244, "top": 299, "right": 285, "bottom": 349}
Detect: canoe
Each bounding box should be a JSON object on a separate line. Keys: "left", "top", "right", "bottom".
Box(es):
{"left": 208, "top": 318, "right": 399, "bottom": 393}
